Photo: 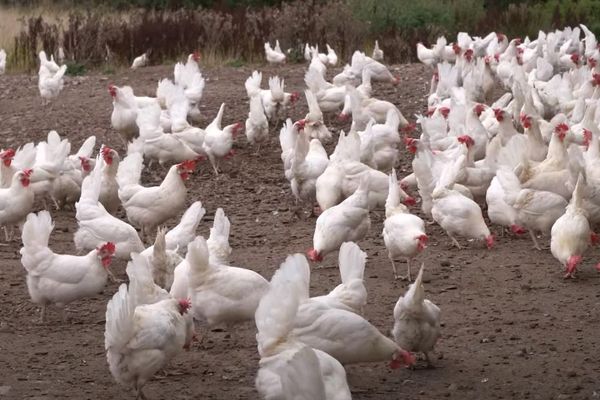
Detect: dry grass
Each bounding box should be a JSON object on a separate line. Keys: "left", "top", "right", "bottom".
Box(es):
{"left": 3, "top": 0, "right": 600, "bottom": 73}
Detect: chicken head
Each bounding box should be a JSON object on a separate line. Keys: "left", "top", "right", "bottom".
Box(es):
{"left": 389, "top": 349, "right": 416, "bottom": 369}
{"left": 97, "top": 242, "right": 116, "bottom": 267}
{"left": 0, "top": 148, "right": 15, "bottom": 166}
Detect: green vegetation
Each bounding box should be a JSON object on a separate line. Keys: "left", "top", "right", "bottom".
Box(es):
{"left": 2, "top": 0, "right": 600, "bottom": 72}
{"left": 66, "top": 62, "right": 86, "bottom": 76}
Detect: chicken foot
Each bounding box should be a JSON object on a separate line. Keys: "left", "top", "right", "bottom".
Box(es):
{"left": 135, "top": 386, "right": 148, "bottom": 400}
{"left": 390, "top": 256, "right": 413, "bottom": 281}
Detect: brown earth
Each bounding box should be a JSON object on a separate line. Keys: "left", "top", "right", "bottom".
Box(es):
{"left": 0, "top": 61, "right": 599, "bottom": 400}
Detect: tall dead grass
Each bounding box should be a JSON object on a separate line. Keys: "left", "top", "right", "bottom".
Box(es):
{"left": 4, "top": 0, "right": 600, "bottom": 72}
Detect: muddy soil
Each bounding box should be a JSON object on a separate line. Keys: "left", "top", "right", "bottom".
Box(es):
{"left": 0, "top": 61, "right": 599, "bottom": 400}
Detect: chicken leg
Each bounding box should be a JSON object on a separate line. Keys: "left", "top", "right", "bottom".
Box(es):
{"left": 450, "top": 236, "right": 462, "bottom": 249}
{"left": 424, "top": 352, "right": 435, "bottom": 368}
{"left": 40, "top": 304, "right": 47, "bottom": 324}
{"left": 529, "top": 230, "right": 542, "bottom": 251}
{"left": 390, "top": 257, "right": 399, "bottom": 280}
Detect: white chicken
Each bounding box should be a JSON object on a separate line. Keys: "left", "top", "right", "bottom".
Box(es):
{"left": 265, "top": 41, "right": 286, "bottom": 64}
{"left": 109, "top": 85, "right": 141, "bottom": 143}
{"left": 372, "top": 40, "right": 383, "bottom": 61}
{"left": 383, "top": 170, "right": 428, "bottom": 281}
{"left": 139, "top": 201, "right": 206, "bottom": 291}
{"left": 358, "top": 109, "right": 402, "bottom": 172}
{"left": 245, "top": 94, "right": 269, "bottom": 152}
{"left": 245, "top": 71, "right": 299, "bottom": 122}
{"left": 50, "top": 135, "right": 96, "bottom": 210}
{"left": 308, "top": 176, "right": 371, "bottom": 262}
{"left": 173, "top": 52, "right": 205, "bottom": 117}
{"left": 255, "top": 253, "right": 351, "bottom": 400}
{"left": 130, "top": 52, "right": 148, "bottom": 69}
{"left": 304, "top": 69, "right": 346, "bottom": 113}
{"left": 303, "top": 90, "right": 332, "bottom": 141}
{"left": 316, "top": 130, "right": 413, "bottom": 211}
{"left": 291, "top": 254, "right": 415, "bottom": 367}
{"left": 75, "top": 157, "right": 144, "bottom": 259}
{"left": 98, "top": 146, "right": 121, "bottom": 215}
{"left": 130, "top": 100, "right": 201, "bottom": 166}
{"left": 38, "top": 51, "right": 67, "bottom": 104}
{"left": 431, "top": 155, "right": 494, "bottom": 249}
{"left": 117, "top": 152, "right": 196, "bottom": 239}
{"left": 21, "top": 211, "right": 116, "bottom": 322}
{"left": 170, "top": 206, "right": 230, "bottom": 301}
{"left": 0, "top": 168, "right": 34, "bottom": 241}
{"left": 187, "top": 235, "right": 269, "bottom": 332}
{"left": 325, "top": 44, "right": 338, "bottom": 66}
{"left": 550, "top": 174, "right": 596, "bottom": 278}
{"left": 279, "top": 118, "right": 306, "bottom": 182}
{"left": 105, "top": 283, "right": 190, "bottom": 399}
{"left": 392, "top": 264, "right": 441, "bottom": 367}
{"left": 202, "top": 103, "right": 243, "bottom": 175}
{"left": 0, "top": 49, "right": 6, "bottom": 74}
{"left": 497, "top": 167, "right": 568, "bottom": 250}
{"left": 28, "top": 130, "right": 72, "bottom": 202}
{"left": 0, "top": 145, "right": 36, "bottom": 188}
{"left": 289, "top": 129, "right": 329, "bottom": 211}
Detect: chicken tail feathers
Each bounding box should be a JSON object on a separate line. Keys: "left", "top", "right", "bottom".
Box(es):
{"left": 245, "top": 71, "right": 262, "bottom": 98}
{"left": 76, "top": 136, "right": 97, "bottom": 158}
{"left": 208, "top": 103, "right": 225, "bottom": 131}
{"left": 207, "top": 208, "right": 231, "bottom": 265}
{"left": 279, "top": 347, "right": 327, "bottom": 400}
{"left": 186, "top": 236, "right": 211, "bottom": 286}
{"left": 165, "top": 201, "right": 206, "bottom": 252}
{"left": 21, "top": 210, "right": 54, "bottom": 249}
{"left": 268, "top": 76, "right": 285, "bottom": 103}
{"left": 126, "top": 252, "right": 169, "bottom": 306}
{"left": 386, "top": 169, "right": 401, "bottom": 212}
{"left": 338, "top": 242, "right": 366, "bottom": 284}
{"left": 105, "top": 283, "right": 136, "bottom": 353}
{"left": 116, "top": 152, "right": 144, "bottom": 201}
{"left": 255, "top": 253, "right": 308, "bottom": 356}
{"left": 152, "top": 227, "right": 168, "bottom": 288}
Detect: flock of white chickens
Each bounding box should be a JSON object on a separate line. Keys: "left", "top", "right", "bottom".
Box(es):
{"left": 1, "top": 22, "right": 599, "bottom": 399}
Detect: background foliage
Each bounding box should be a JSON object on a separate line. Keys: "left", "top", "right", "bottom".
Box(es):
{"left": 2, "top": 0, "right": 599, "bottom": 71}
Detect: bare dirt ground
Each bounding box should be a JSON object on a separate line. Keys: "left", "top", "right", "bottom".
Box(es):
{"left": 0, "top": 61, "right": 599, "bottom": 400}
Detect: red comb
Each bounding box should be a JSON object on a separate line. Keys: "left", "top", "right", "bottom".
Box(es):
{"left": 179, "top": 159, "right": 196, "bottom": 171}
{"left": 555, "top": 123, "right": 569, "bottom": 132}
{"left": 0, "top": 148, "right": 15, "bottom": 159}
{"left": 23, "top": 168, "right": 33, "bottom": 177}
{"left": 457, "top": 135, "right": 475, "bottom": 146}
{"left": 401, "top": 122, "right": 416, "bottom": 133}
{"left": 101, "top": 146, "right": 112, "bottom": 156}
{"left": 178, "top": 298, "right": 192, "bottom": 314}
{"left": 100, "top": 242, "right": 116, "bottom": 254}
